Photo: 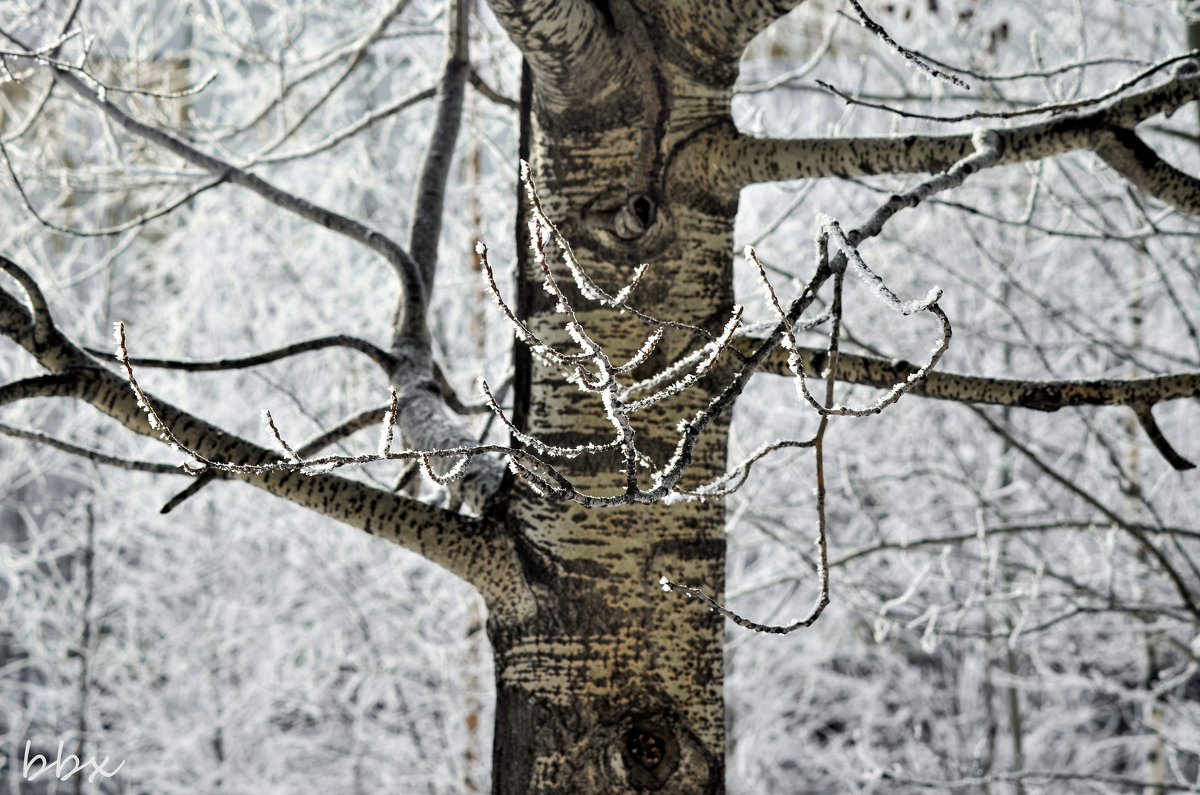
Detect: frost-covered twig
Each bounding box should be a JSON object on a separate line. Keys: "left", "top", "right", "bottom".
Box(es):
{"left": 844, "top": 0, "right": 970, "bottom": 90}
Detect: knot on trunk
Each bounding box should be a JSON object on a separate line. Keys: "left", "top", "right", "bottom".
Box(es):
{"left": 615, "top": 715, "right": 684, "bottom": 790}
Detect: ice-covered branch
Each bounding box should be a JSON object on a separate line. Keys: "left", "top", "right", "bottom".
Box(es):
{"left": 844, "top": 0, "right": 970, "bottom": 90}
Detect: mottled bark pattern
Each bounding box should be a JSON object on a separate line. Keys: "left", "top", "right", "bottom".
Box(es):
{"left": 482, "top": 2, "right": 748, "bottom": 790}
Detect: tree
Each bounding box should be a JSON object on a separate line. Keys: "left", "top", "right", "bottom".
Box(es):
{"left": 2, "top": 1, "right": 1198, "bottom": 792}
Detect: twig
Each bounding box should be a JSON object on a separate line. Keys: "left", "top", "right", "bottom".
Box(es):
{"left": 845, "top": 0, "right": 970, "bottom": 90}
{"left": 0, "top": 422, "right": 185, "bottom": 474}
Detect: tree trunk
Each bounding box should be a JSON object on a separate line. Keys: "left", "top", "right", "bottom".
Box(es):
{"left": 481, "top": 23, "right": 743, "bottom": 789}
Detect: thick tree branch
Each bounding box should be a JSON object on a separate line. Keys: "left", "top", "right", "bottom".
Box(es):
{"left": 0, "top": 260, "right": 519, "bottom": 588}
{"left": 0, "top": 364, "right": 505, "bottom": 584}
{"left": 482, "top": 0, "right": 632, "bottom": 116}
{"left": 160, "top": 404, "right": 390, "bottom": 514}
{"left": 747, "top": 342, "right": 1200, "bottom": 410}
{"left": 748, "top": 339, "right": 1197, "bottom": 467}
{"left": 0, "top": 307, "right": 509, "bottom": 588}
{"left": 678, "top": 63, "right": 1200, "bottom": 217}
{"left": 1095, "top": 127, "right": 1200, "bottom": 217}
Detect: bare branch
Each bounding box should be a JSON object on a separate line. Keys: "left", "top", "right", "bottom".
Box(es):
{"left": 247, "top": 86, "right": 437, "bottom": 166}
{"left": 1133, "top": 403, "right": 1196, "bottom": 471}
{"left": 0, "top": 142, "right": 227, "bottom": 236}
{"left": 0, "top": 421, "right": 184, "bottom": 474}
{"left": 970, "top": 406, "right": 1200, "bottom": 623}
{"left": 688, "top": 63, "right": 1200, "bottom": 220}
{"left": 468, "top": 67, "right": 519, "bottom": 110}
{"left": 750, "top": 344, "right": 1200, "bottom": 411}
{"left": 816, "top": 51, "right": 1199, "bottom": 124}
{"left": 84, "top": 334, "right": 395, "bottom": 373}
{"left": 0, "top": 34, "right": 429, "bottom": 316}
{"left": 402, "top": 0, "right": 468, "bottom": 340}
{"left": 254, "top": 0, "right": 414, "bottom": 156}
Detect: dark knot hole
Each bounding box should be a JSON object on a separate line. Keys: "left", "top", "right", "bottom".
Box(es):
{"left": 628, "top": 194, "right": 657, "bottom": 230}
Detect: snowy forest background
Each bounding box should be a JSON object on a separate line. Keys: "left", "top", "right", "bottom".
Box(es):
{"left": 2, "top": 0, "right": 1199, "bottom": 791}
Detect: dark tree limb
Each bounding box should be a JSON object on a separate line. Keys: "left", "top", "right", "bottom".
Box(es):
{"left": 83, "top": 335, "right": 396, "bottom": 374}
{"left": 0, "top": 421, "right": 184, "bottom": 474}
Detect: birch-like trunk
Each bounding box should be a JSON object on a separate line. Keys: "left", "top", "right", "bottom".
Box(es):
{"left": 482, "top": 48, "right": 742, "bottom": 791}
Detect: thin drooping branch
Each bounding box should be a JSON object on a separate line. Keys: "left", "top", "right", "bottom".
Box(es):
{"left": 1132, "top": 403, "right": 1195, "bottom": 471}
{"left": 816, "top": 51, "right": 1199, "bottom": 124}
{"left": 0, "top": 139, "right": 228, "bottom": 237}
{"left": 0, "top": 420, "right": 185, "bottom": 474}
{"left": 467, "top": 67, "right": 519, "bottom": 110}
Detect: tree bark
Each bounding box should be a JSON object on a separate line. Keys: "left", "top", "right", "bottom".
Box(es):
{"left": 481, "top": 5, "right": 743, "bottom": 788}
